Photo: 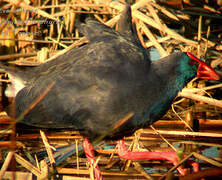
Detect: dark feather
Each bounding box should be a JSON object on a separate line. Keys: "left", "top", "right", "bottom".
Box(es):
{"left": 1, "top": 6, "right": 199, "bottom": 142}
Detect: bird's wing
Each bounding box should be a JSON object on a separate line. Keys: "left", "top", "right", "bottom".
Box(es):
{"left": 80, "top": 19, "right": 118, "bottom": 42}
{"left": 13, "top": 35, "right": 150, "bottom": 131}
{"left": 0, "top": 64, "right": 38, "bottom": 97}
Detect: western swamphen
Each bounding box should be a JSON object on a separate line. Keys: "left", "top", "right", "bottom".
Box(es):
{"left": 1, "top": 5, "right": 219, "bottom": 179}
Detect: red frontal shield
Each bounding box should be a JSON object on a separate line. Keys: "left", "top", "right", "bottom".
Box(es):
{"left": 187, "top": 52, "right": 220, "bottom": 80}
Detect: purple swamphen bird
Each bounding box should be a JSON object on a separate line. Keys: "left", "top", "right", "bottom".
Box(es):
{"left": 1, "top": 5, "right": 220, "bottom": 180}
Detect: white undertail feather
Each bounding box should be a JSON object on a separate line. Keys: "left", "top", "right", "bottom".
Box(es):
{"left": 5, "top": 72, "right": 25, "bottom": 97}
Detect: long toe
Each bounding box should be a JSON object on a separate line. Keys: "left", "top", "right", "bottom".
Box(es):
{"left": 116, "top": 139, "right": 187, "bottom": 175}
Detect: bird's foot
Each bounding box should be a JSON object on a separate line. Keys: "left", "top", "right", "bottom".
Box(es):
{"left": 116, "top": 139, "right": 200, "bottom": 176}
{"left": 83, "top": 138, "right": 103, "bottom": 180}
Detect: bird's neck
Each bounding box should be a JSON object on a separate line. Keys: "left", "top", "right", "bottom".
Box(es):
{"left": 152, "top": 54, "right": 195, "bottom": 94}
{"left": 144, "top": 58, "right": 191, "bottom": 124}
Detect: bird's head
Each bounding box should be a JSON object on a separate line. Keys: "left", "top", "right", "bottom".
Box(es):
{"left": 186, "top": 52, "right": 220, "bottom": 80}
{"left": 172, "top": 52, "right": 219, "bottom": 90}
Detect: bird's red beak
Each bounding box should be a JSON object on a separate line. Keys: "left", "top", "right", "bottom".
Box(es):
{"left": 187, "top": 52, "right": 220, "bottom": 80}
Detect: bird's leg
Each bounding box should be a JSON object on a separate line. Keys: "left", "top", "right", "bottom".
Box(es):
{"left": 116, "top": 139, "right": 187, "bottom": 175}
{"left": 82, "top": 138, "right": 103, "bottom": 180}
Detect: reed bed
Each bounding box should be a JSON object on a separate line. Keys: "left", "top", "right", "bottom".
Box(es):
{"left": 0, "top": 0, "right": 221, "bottom": 179}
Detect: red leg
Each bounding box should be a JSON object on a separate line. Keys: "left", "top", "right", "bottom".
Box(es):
{"left": 116, "top": 139, "right": 187, "bottom": 175}
{"left": 82, "top": 138, "right": 103, "bottom": 180}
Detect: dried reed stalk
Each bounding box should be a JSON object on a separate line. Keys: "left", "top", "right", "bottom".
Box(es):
{"left": 38, "top": 160, "right": 49, "bottom": 180}
{"left": 0, "top": 141, "right": 14, "bottom": 147}
{"left": 14, "top": 153, "right": 41, "bottom": 177}
{"left": 182, "top": 83, "right": 222, "bottom": 93}
{"left": 49, "top": 0, "right": 55, "bottom": 37}
{"left": 151, "top": 2, "right": 179, "bottom": 21}
{"left": 146, "top": 3, "right": 165, "bottom": 36}
{"left": 176, "top": 141, "right": 222, "bottom": 148}
{"left": 63, "top": 176, "right": 90, "bottom": 180}
{"left": 40, "top": 130, "right": 56, "bottom": 165}
{"left": 1, "top": 171, "right": 32, "bottom": 180}
{"left": 145, "top": 35, "right": 171, "bottom": 48}
{"left": 0, "top": 53, "right": 37, "bottom": 61}
{"left": 0, "top": 130, "right": 12, "bottom": 134}
{"left": 1, "top": 1, "right": 221, "bottom": 179}
{"left": 180, "top": 167, "right": 222, "bottom": 180}
{"left": 160, "top": 153, "right": 194, "bottom": 180}
{"left": 5, "top": 0, "right": 58, "bottom": 21}
{"left": 0, "top": 151, "right": 14, "bottom": 179}
{"left": 193, "top": 152, "right": 222, "bottom": 167}
{"left": 57, "top": 167, "right": 144, "bottom": 177}
{"left": 139, "top": 21, "right": 168, "bottom": 57}
{"left": 154, "top": 119, "right": 222, "bottom": 127}
{"left": 142, "top": 129, "right": 222, "bottom": 138}
{"left": 179, "top": 91, "right": 222, "bottom": 108}
{"left": 133, "top": 162, "right": 154, "bottom": 180}
{"left": 150, "top": 125, "right": 176, "bottom": 151}
{"left": 131, "top": 0, "right": 153, "bottom": 10}
{"left": 197, "top": 16, "right": 202, "bottom": 58}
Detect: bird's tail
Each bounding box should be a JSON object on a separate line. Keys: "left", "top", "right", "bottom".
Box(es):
{"left": 0, "top": 63, "right": 34, "bottom": 97}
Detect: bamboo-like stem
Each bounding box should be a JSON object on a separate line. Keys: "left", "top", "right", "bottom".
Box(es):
{"left": 211, "top": 58, "right": 222, "bottom": 68}
{"left": 14, "top": 153, "right": 41, "bottom": 177}
{"left": 49, "top": 0, "right": 55, "bottom": 38}
{"left": 0, "top": 142, "right": 14, "bottom": 147}
{"left": 133, "top": 162, "right": 154, "bottom": 180}
{"left": 0, "top": 1, "right": 221, "bottom": 179}
{"left": 0, "top": 130, "right": 12, "bottom": 134}
{"left": 75, "top": 139, "right": 79, "bottom": 173}
{"left": 139, "top": 21, "right": 168, "bottom": 57}
{"left": 0, "top": 53, "right": 37, "bottom": 61}
{"left": 179, "top": 91, "right": 222, "bottom": 108}
{"left": 182, "top": 83, "right": 222, "bottom": 93}
{"left": 160, "top": 153, "right": 194, "bottom": 180}
{"left": 0, "top": 171, "right": 32, "bottom": 180}
{"left": 203, "top": 26, "right": 210, "bottom": 56}
{"left": 150, "top": 125, "right": 176, "bottom": 151}
{"left": 171, "top": 104, "right": 194, "bottom": 131}
{"left": 145, "top": 36, "right": 171, "bottom": 48}
{"left": 193, "top": 152, "right": 222, "bottom": 167}
{"left": 151, "top": 2, "right": 179, "bottom": 21}
{"left": 197, "top": 16, "right": 202, "bottom": 58}
{"left": 147, "top": 3, "right": 165, "bottom": 36}
{"left": 108, "top": 1, "right": 198, "bottom": 46}
{"left": 48, "top": 36, "right": 68, "bottom": 48}
{"left": 141, "top": 129, "right": 222, "bottom": 138}
{"left": 40, "top": 130, "right": 56, "bottom": 165}
{"left": 176, "top": 141, "right": 222, "bottom": 148}
{"left": 38, "top": 160, "right": 49, "bottom": 180}
{"left": 131, "top": 0, "right": 152, "bottom": 10}
{"left": 0, "top": 151, "right": 14, "bottom": 179}
{"left": 57, "top": 168, "right": 144, "bottom": 177}
{"left": 37, "top": 4, "right": 107, "bottom": 9}
{"left": 180, "top": 167, "right": 222, "bottom": 180}
{"left": 5, "top": 0, "right": 59, "bottom": 21}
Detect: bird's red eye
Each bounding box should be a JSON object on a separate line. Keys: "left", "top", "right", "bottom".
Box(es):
{"left": 189, "top": 59, "right": 198, "bottom": 66}
{"left": 187, "top": 52, "right": 200, "bottom": 66}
